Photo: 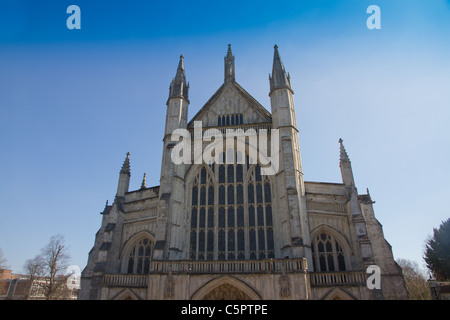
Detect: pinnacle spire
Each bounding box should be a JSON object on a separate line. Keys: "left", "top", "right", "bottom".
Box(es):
{"left": 120, "top": 152, "right": 131, "bottom": 175}
{"left": 140, "top": 173, "right": 147, "bottom": 189}
{"left": 169, "top": 54, "right": 189, "bottom": 100}
{"left": 224, "top": 44, "right": 235, "bottom": 83}
{"left": 226, "top": 44, "right": 232, "bottom": 59}
{"left": 269, "top": 44, "right": 292, "bottom": 93}
{"left": 339, "top": 138, "right": 350, "bottom": 163}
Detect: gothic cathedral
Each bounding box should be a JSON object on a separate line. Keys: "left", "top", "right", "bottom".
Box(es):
{"left": 79, "top": 45, "right": 407, "bottom": 300}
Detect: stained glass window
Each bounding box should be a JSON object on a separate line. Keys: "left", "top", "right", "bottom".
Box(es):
{"left": 311, "top": 233, "right": 347, "bottom": 272}
{"left": 127, "top": 238, "right": 153, "bottom": 274}
{"left": 189, "top": 157, "right": 274, "bottom": 261}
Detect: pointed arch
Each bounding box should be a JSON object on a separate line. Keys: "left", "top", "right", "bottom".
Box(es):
{"left": 191, "top": 276, "right": 261, "bottom": 300}
{"left": 185, "top": 162, "right": 217, "bottom": 189}
{"left": 185, "top": 132, "right": 277, "bottom": 261}
{"left": 111, "top": 288, "right": 142, "bottom": 300}
{"left": 321, "top": 287, "right": 357, "bottom": 300}
{"left": 120, "top": 231, "right": 155, "bottom": 274}
{"left": 309, "top": 225, "right": 352, "bottom": 272}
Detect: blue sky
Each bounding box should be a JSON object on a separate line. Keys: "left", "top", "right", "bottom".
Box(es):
{"left": 0, "top": 0, "right": 449, "bottom": 275}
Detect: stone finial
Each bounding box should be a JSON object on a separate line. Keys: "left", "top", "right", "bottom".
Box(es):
{"left": 269, "top": 44, "right": 292, "bottom": 93}
{"left": 120, "top": 152, "right": 131, "bottom": 175}
{"left": 224, "top": 44, "right": 235, "bottom": 83}
{"left": 226, "top": 44, "right": 232, "bottom": 58}
{"left": 169, "top": 54, "right": 189, "bottom": 100}
{"left": 359, "top": 187, "right": 375, "bottom": 204}
{"left": 366, "top": 188, "right": 374, "bottom": 202}
{"left": 339, "top": 138, "right": 350, "bottom": 163}
{"left": 140, "top": 173, "right": 147, "bottom": 190}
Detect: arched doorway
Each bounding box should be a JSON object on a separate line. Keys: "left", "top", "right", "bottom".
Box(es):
{"left": 203, "top": 284, "right": 251, "bottom": 300}
{"left": 322, "top": 287, "right": 357, "bottom": 300}
{"left": 111, "top": 288, "right": 141, "bottom": 300}
{"left": 191, "top": 276, "right": 261, "bottom": 300}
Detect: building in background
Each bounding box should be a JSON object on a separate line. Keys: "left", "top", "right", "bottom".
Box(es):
{"left": 0, "top": 268, "right": 78, "bottom": 300}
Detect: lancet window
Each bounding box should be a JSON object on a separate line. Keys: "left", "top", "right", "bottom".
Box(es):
{"left": 217, "top": 114, "right": 244, "bottom": 126}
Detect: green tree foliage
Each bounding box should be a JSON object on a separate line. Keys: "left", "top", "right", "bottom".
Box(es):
{"left": 424, "top": 218, "right": 450, "bottom": 281}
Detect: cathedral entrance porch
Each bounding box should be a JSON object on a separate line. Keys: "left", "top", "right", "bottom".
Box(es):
{"left": 202, "top": 284, "right": 252, "bottom": 300}
{"left": 101, "top": 258, "right": 310, "bottom": 299}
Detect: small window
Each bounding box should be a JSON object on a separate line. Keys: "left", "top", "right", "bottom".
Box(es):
{"left": 227, "top": 164, "right": 234, "bottom": 183}
{"left": 219, "top": 207, "right": 225, "bottom": 228}
{"left": 219, "top": 185, "right": 225, "bottom": 204}
{"left": 127, "top": 238, "right": 153, "bottom": 274}
{"left": 199, "top": 208, "right": 205, "bottom": 228}
{"left": 236, "top": 164, "right": 243, "bottom": 182}
{"left": 192, "top": 186, "right": 198, "bottom": 206}
{"left": 228, "top": 207, "right": 235, "bottom": 228}
{"left": 219, "top": 165, "right": 225, "bottom": 183}
{"left": 191, "top": 208, "right": 197, "bottom": 228}
{"left": 200, "top": 186, "right": 206, "bottom": 205}
{"left": 208, "top": 185, "right": 214, "bottom": 205}
{"left": 237, "top": 185, "right": 243, "bottom": 204}
{"left": 237, "top": 206, "right": 244, "bottom": 227}
{"left": 249, "top": 206, "right": 255, "bottom": 227}
{"left": 256, "top": 184, "right": 263, "bottom": 203}
{"left": 248, "top": 183, "right": 254, "bottom": 203}
{"left": 312, "top": 232, "right": 347, "bottom": 272}
{"left": 208, "top": 208, "right": 214, "bottom": 228}
{"left": 227, "top": 184, "right": 234, "bottom": 204}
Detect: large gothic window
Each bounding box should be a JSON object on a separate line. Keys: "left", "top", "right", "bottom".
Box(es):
{"left": 189, "top": 155, "right": 274, "bottom": 261}
{"left": 126, "top": 238, "right": 153, "bottom": 274}
{"left": 311, "top": 233, "right": 347, "bottom": 272}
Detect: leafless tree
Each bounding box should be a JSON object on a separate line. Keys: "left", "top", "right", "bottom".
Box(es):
{"left": 24, "top": 234, "right": 72, "bottom": 300}
{"left": 23, "top": 255, "right": 45, "bottom": 299}
{"left": 397, "top": 258, "right": 431, "bottom": 300}
{"left": 41, "top": 234, "right": 71, "bottom": 299}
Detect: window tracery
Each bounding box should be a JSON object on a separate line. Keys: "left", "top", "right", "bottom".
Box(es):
{"left": 189, "top": 153, "right": 274, "bottom": 261}
{"left": 126, "top": 238, "right": 153, "bottom": 274}
{"left": 311, "top": 233, "right": 347, "bottom": 272}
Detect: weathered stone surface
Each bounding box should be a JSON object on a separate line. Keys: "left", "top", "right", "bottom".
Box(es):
{"left": 79, "top": 46, "right": 407, "bottom": 300}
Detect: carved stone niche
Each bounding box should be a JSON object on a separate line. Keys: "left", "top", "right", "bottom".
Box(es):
{"left": 360, "top": 243, "right": 373, "bottom": 259}
{"left": 355, "top": 222, "right": 367, "bottom": 237}
{"left": 278, "top": 274, "right": 291, "bottom": 298}
{"left": 164, "top": 274, "right": 175, "bottom": 298}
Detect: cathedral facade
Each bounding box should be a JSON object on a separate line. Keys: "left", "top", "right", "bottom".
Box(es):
{"left": 79, "top": 45, "right": 407, "bottom": 300}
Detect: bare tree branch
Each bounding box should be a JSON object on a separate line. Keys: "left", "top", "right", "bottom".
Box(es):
{"left": 397, "top": 258, "right": 431, "bottom": 300}
{"left": 36, "top": 234, "right": 71, "bottom": 300}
